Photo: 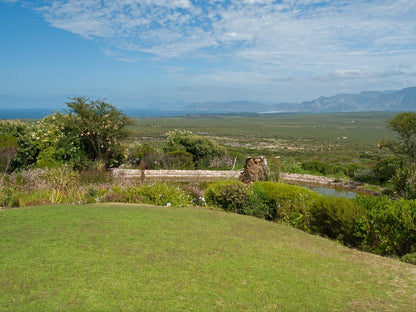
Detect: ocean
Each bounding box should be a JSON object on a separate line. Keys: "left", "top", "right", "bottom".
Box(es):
{"left": 0, "top": 108, "right": 196, "bottom": 120}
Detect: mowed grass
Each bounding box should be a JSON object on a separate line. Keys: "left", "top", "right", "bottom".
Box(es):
{"left": 1, "top": 204, "right": 416, "bottom": 311}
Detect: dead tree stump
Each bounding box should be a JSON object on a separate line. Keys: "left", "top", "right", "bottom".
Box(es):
{"left": 240, "top": 156, "right": 268, "bottom": 183}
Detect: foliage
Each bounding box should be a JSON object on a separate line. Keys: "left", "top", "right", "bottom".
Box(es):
{"left": 301, "top": 160, "right": 343, "bottom": 176}
{"left": 111, "top": 182, "right": 193, "bottom": 207}
{"left": 66, "top": 97, "right": 131, "bottom": 168}
{"left": 0, "top": 120, "right": 38, "bottom": 170}
{"left": 165, "top": 129, "right": 225, "bottom": 168}
{"left": 355, "top": 195, "right": 416, "bottom": 257}
{"left": 309, "top": 197, "right": 364, "bottom": 246}
{"left": 266, "top": 156, "right": 281, "bottom": 182}
{"left": 137, "top": 182, "right": 193, "bottom": 207}
{"left": 165, "top": 150, "right": 194, "bottom": 169}
{"left": 0, "top": 134, "right": 17, "bottom": 173}
{"left": 374, "top": 157, "right": 402, "bottom": 183}
{"left": 384, "top": 111, "right": 416, "bottom": 163}
{"left": 254, "top": 182, "right": 322, "bottom": 229}
{"left": 401, "top": 253, "right": 416, "bottom": 265}
{"left": 126, "top": 142, "right": 157, "bottom": 165}
{"left": 31, "top": 112, "right": 86, "bottom": 168}
{"left": 241, "top": 182, "right": 271, "bottom": 219}
{"left": 390, "top": 165, "right": 416, "bottom": 199}
{"left": 351, "top": 167, "right": 377, "bottom": 184}
{"left": 204, "top": 180, "right": 251, "bottom": 213}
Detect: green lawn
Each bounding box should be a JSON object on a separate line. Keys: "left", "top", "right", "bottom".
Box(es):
{"left": 1, "top": 204, "right": 415, "bottom": 311}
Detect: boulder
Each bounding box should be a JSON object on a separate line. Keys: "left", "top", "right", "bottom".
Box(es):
{"left": 240, "top": 156, "right": 268, "bottom": 183}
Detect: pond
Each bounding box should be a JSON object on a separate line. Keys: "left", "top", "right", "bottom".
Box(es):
{"left": 286, "top": 181, "right": 360, "bottom": 199}
{"left": 306, "top": 185, "right": 358, "bottom": 199}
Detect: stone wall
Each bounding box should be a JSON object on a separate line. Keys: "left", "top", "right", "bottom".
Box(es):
{"left": 112, "top": 169, "right": 241, "bottom": 179}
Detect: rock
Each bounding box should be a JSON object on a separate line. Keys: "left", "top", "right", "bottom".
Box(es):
{"left": 240, "top": 156, "right": 268, "bottom": 183}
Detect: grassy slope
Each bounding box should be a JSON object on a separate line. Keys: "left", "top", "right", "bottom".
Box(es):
{"left": 1, "top": 204, "right": 415, "bottom": 312}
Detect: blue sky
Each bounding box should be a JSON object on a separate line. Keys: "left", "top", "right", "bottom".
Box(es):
{"left": 1, "top": 0, "right": 416, "bottom": 110}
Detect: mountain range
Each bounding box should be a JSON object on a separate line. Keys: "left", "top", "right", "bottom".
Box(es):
{"left": 183, "top": 87, "right": 416, "bottom": 114}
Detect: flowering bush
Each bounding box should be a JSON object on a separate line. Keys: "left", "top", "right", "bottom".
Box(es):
{"left": 31, "top": 112, "right": 85, "bottom": 168}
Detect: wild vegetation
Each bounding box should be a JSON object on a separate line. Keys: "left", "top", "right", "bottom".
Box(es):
{"left": 1, "top": 101, "right": 416, "bottom": 310}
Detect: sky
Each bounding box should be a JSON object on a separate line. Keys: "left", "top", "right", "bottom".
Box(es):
{"left": 1, "top": 0, "right": 416, "bottom": 110}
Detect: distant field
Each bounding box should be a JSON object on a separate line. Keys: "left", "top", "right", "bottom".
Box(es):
{"left": 128, "top": 112, "right": 397, "bottom": 166}
{"left": 1, "top": 204, "right": 415, "bottom": 311}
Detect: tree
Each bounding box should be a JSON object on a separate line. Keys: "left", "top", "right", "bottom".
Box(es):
{"left": 384, "top": 112, "right": 416, "bottom": 163}
{"left": 65, "top": 97, "right": 131, "bottom": 167}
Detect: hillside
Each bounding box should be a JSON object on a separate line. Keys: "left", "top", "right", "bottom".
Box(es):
{"left": 183, "top": 87, "right": 416, "bottom": 114}
{"left": 1, "top": 204, "right": 415, "bottom": 311}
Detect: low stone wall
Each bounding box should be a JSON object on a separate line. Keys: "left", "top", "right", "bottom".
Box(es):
{"left": 281, "top": 173, "right": 337, "bottom": 185}
{"left": 112, "top": 169, "right": 242, "bottom": 179}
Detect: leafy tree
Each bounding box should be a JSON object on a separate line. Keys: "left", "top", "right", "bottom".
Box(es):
{"left": 65, "top": 97, "right": 131, "bottom": 167}
{"left": 384, "top": 112, "right": 416, "bottom": 163}
{"left": 381, "top": 112, "right": 416, "bottom": 197}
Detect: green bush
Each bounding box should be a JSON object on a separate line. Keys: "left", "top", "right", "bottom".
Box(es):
{"left": 390, "top": 165, "right": 416, "bottom": 199}
{"left": 204, "top": 180, "right": 251, "bottom": 213}
{"left": 374, "top": 157, "right": 402, "bottom": 183}
{"left": 301, "top": 160, "right": 342, "bottom": 176}
{"left": 401, "top": 253, "right": 416, "bottom": 265}
{"left": 165, "top": 130, "right": 225, "bottom": 168}
{"left": 309, "top": 197, "right": 364, "bottom": 246}
{"left": 138, "top": 182, "right": 193, "bottom": 207}
{"left": 165, "top": 150, "right": 194, "bottom": 169}
{"left": 0, "top": 120, "right": 38, "bottom": 170}
{"left": 31, "top": 112, "right": 86, "bottom": 169}
{"left": 241, "top": 183, "right": 271, "bottom": 219}
{"left": 355, "top": 195, "right": 416, "bottom": 257}
{"left": 344, "top": 163, "right": 365, "bottom": 178}
{"left": 112, "top": 182, "right": 193, "bottom": 207}
{"left": 254, "top": 182, "right": 322, "bottom": 229}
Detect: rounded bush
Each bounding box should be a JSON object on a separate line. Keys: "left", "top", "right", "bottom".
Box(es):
{"left": 310, "top": 197, "right": 364, "bottom": 246}
{"left": 204, "top": 180, "right": 251, "bottom": 213}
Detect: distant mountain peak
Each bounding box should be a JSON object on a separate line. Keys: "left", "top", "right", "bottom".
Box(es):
{"left": 182, "top": 86, "right": 416, "bottom": 114}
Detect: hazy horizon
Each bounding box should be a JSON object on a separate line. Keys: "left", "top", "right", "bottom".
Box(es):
{"left": 2, "top": 0, "right": 416, "bottom": 110}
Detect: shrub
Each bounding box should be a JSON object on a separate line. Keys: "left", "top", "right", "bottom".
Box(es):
{"left": 242, "top": 183, "right": 271, "bottom": 219}
{"left": 374, "top": 157, "right": 402, "bottom": 183}
{"left": 31, "top": 112, "right": 86, "bottom": 169}
{"left": 301, "top": 160, "right": 342, "bottom": 176}
{"left": 401, "top": 253, "right": 416, "bottom": 265}
{"left": 344, "top": 163, "right": 365, "bottom": 178}
{"left": 165, "top": 150, "right": 194, "bottom": 169}
{"left": 309, "top": 197, "right": 364, "bottom": 246}
{"left": 111, "top": 182, "right": 193, "bottom": 207}
{"left": 0, "top": 120, "right": 38, "bottom": 170}
{"left": 204, "top": 180, "right": 251, "bottom": 213}
{"left": 0, "top": 135, "right": 17, "bottom": 173}
{"left": 138, "top": 182, "right": 193, "bottom": 207}
{"left": 355, "top": 195, "right": 416, "bottom": 257}
{"left": 390, "top": 165, "right": 416, "bottom": 199}
{"left": 352, "top": 167, "right": 377, "bottom": 183}
{"left": 254, "top": 182, "right": 322, "bottom": 229}
{"left": 65, "top": 97, "right": 131, "bottom": 168}
{"left": 165, "top": 130, "right": 225, "bottom": 168}
{"left": 283, "top": 163, "right": 304, "bottom": 174}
